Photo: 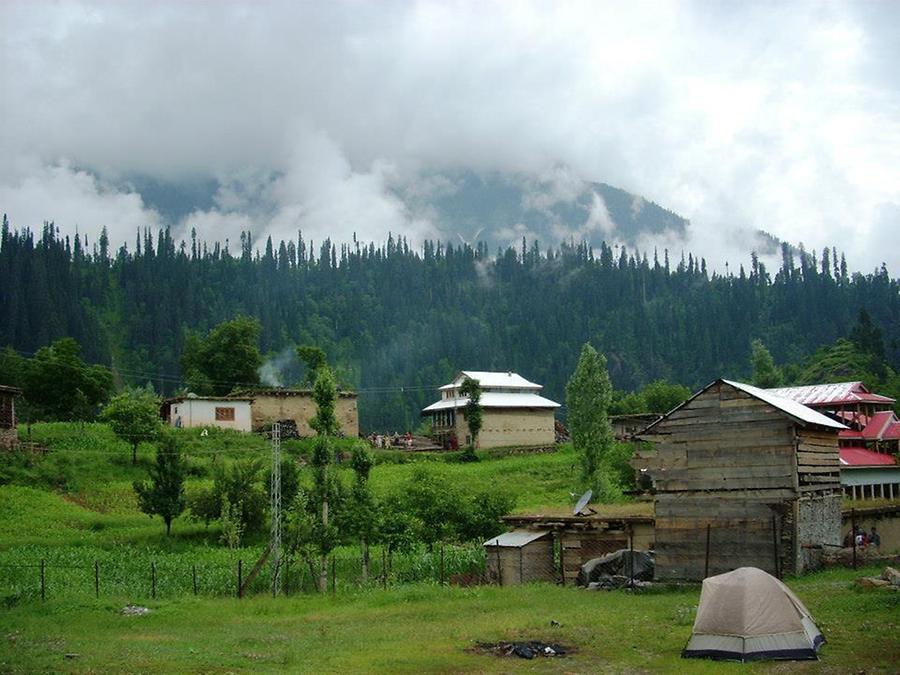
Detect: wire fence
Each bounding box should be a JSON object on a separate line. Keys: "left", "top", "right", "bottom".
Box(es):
{"left": 0, "top": 543, "right": 488, "bottom": 604}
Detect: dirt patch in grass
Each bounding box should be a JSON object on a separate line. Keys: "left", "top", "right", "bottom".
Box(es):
{"left": 468, "top": 640, "right": 575, "bottom": 660}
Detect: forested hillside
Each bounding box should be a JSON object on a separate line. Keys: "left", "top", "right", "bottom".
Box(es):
{"left": 1, "top": 216, "right": 899, "bottom": 430}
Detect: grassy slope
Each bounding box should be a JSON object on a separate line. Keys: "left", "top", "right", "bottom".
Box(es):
{"left": 0, "top": 567, "right": 897, "bottom": 674}
{"left": 2, "top": 424, "right": 596, "bottom": 551}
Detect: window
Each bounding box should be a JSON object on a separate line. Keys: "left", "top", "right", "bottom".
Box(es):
{"left": 215, "top": 407, "right": 235, "bottom": 421}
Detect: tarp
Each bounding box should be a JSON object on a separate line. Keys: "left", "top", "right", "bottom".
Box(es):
{"left": 682, "top": 567, "right": 824, "bottom": 662}
{"left": 577, "top": 549, "right": 654, "bottom": 586}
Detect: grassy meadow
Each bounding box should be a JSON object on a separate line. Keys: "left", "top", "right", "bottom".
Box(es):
{"left": 2, "top": 423, "right": 898, "bottom": 672}
{"left": 1, "top": 567, "right": 898, "bottom": 673}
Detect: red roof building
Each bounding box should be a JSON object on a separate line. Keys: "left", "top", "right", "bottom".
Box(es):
{"left": 768, "top": 382, "right": 900, "bottom": 502}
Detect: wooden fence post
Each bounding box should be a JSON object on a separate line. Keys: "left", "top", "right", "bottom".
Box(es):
{"left": 771, "top": 515, "right": 780, "bottom": 579}
{"left": 629, "top": 528, "right": 634, "bottom": 590}
{"left": 704, "top": 524, "right": 711, "bottom": 579}
{"left": 851, "top": 509, "right": 857, "bottom": 570}
{"left": 331, "top": 556, "right": 336, "bottom": 596}
{"left": 237, "top": 559, "right": 243, "bottom": 599}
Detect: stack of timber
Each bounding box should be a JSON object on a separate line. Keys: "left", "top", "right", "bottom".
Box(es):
{"left": 636, "top": 379, "right": 844, "bottom": 581}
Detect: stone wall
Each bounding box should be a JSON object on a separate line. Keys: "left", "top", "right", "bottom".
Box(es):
{"left": 248, "top": 393, "right": 359, "bottom": 438}
{"left": 796, "top": 492, "right": 842, "bottom": 573}
{"left": 0, "top": 427, "right": 17, "bottom": 450}
{"left": 456, "top": 408, "right": 555, "bottom": 448}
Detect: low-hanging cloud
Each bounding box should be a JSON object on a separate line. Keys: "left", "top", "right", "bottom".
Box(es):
{"left": 0, "top": 0, "right": 898, "bottom": 273}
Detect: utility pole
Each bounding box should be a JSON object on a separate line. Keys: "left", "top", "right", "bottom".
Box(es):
{"left": 270, "top": 422, "right": 282, "bottom": 596}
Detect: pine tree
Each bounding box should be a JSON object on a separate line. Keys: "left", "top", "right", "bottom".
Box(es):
{"left": 751, "top": 339, "right": 783, "bottom": 388}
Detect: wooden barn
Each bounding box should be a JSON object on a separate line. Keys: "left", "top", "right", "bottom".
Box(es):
{"left": 483, "top": 530, "right": 556, "bottom": 585}
{"left": 635, "top": 379, "right": 845, "bottom": 581}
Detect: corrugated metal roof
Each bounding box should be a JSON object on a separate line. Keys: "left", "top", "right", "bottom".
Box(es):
{"left": 723, "top": 380, "right": 847, "bottom": 429}
{"left": 439, "top": 371, "right": 542, "bottom": 391}
{"left": 840, "top": 447, "right": 898, "bottom": 467}
{"left": 767, "top": 382, "right": 895, "bottom": 406}
{"left": 483, "top": 529, "right": 551, "bottom": 547}
{"left": 422, "top": 392, "right": 560, "bottom": 412}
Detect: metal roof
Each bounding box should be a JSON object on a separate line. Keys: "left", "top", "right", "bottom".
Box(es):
{"left": 722, "top": 380, "right": 847, "bottom": 429}
{"left": 643, "top": 379, "right": 847, "bottom": 434}
{"left": 438, "top": 371, "right": 542, "bottom": 391}
{"left": 840, "top": 447, "right": 898, "bottom": 467}
{"left": 483, "top": 529, "right": 551, "bottom": 547}
{"left": 422, "top": 392, "right": 561, "bottom": 413}
{"left": 839, "top": 411, "right": 900, "bottom": 441}
{"left": 767, "top": 381, "right": 895, "bottom": 407}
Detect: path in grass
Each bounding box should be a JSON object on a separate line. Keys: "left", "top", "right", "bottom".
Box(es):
{"left": 1, "top": 567, "right": 897, "bottom": 673}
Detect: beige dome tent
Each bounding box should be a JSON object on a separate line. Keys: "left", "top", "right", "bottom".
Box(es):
{"left": 682, "top": 567, "right": 824, "bottom": 662}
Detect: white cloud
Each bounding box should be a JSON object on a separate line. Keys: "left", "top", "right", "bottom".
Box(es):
{"left": 0, "top": 0, "right": 898, "bottom": 272}
{"left": 0, "top": 159, "right": 159, "bottom": 242}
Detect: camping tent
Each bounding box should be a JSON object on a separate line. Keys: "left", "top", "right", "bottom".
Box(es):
{"left": 682, "top": 567, "right": 825, "bottom": 662}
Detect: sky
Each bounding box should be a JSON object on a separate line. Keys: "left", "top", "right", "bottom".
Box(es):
{"left": 1, "top": 0, "right": 899, "bottom": 273}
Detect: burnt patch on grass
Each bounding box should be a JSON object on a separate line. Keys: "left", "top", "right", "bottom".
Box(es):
{"left": 468, "top": 640, "right": 574, "bottom": 660}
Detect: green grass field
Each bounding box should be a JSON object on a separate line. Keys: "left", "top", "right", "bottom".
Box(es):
{"left": 2, "top": 423, "right": 898, "bottom": 672}
{"left": 1, "top": 567, "right": 897, "bottom": 673}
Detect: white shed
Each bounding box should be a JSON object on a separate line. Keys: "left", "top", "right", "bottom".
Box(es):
{"left": 165, "top": 395, "right": 253, "bottom": 432}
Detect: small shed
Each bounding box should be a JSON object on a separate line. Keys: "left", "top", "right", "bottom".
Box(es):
{"left": 484, "top": 530, "right": 554, "bottom": 585}
{"left": 0, "top": 384, "right": 22, "bottom": 449}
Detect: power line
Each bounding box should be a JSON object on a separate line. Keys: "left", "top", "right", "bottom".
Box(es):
{"left": 4, "top": 346, "right": 446, "bottom": 395}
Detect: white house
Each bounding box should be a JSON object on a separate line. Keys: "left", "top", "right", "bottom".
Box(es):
{"left": 163, "top": 394, "right": 253, "bottom": 432}
{"left": 422, "top": 371, "right": 560, "bottom": 449}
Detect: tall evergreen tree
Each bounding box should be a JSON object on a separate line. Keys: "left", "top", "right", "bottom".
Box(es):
{"left": 458, "top": 376, "right": 483, "bottom": 458}
{"left": 565, "top": 343, "right": 614, "bottom": 484}
{"left": 309, "top": 366, "right": 339, "bottom": 592}
{"left": 750, "top": 339, "right": 784, "bottom": 388}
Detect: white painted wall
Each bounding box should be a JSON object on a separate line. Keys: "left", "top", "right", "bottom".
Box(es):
{"left": 169, "top": 399, "right": 252, "bottom": 432}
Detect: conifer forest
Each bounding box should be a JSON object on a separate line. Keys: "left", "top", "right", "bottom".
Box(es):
{"left": 1, "top": 217, "right": 898, "bottom": 430}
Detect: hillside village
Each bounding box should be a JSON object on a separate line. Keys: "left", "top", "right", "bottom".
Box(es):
{"left": 3, "top": 361, "right": 897, "bottom": 576}
{"left": 3, "top": 2, "right": 900, "bottom": 670}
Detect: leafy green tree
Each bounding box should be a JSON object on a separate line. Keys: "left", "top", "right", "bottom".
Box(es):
{"left": 641, "top": 380, "right": 691, "bottom": 413}
{"left": 566, "top": 343, "right": 615, "bottom": 483}
{"left": 21, "top": 338, "right": 112, "bottom": 421}
{"left": 100, "top": 387, "right": 161, "bottom": 464}
{"left": 458, "top": 376, "right": 483, "bottom": 458}
{"left": 751, "top": 339, "right": 783, "bottom": 388}
{"left": 296, "top": 345, "right": 327, "bottom": 387}
{"left": 347, "top": 443, "right": 378, "bottom": 581}
{"left": 609, "top": 390, "right": 648, "bottom": 415}
{"left": 310, "top": 366, "right": 340, "bottom": 591}
{"left": 181, "top": 316, "right": 262, "bottom": 395}
{"left": 133, "top": 433, "right": 186, "bottom": 536}
{"left": 189, "top": 458, "right": 268, "bottom": 537}
{"left": 0, "top": 347, "right": 24, "bottom": 388}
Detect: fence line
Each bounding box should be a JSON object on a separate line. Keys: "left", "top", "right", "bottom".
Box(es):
{"left": 0, "top": 543, "right": 487, "bottom": 603}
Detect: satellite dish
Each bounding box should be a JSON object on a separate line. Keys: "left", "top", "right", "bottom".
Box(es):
{"left": 573, "top": 489, "right": 596, "bottom": 516}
